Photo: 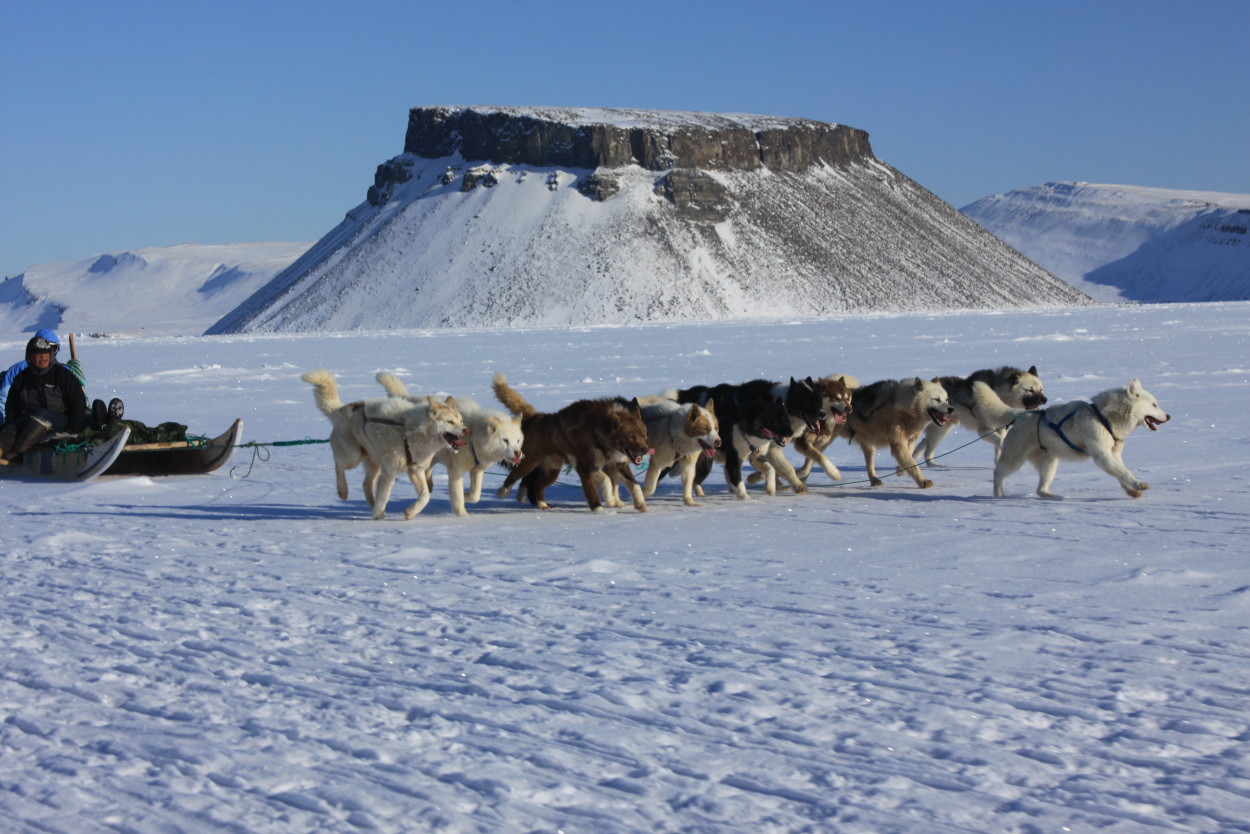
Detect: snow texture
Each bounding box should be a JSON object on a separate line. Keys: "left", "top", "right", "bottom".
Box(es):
{"left": 2, "top": 300, "right": 1249, "bottom": 833}
{"left": 962, "top": 182, "right": 1250, "bottom": 303}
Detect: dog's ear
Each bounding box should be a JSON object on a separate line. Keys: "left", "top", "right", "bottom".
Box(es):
{"left": 1010, "top": 373, "right": 1020, "bottom": 384}
{"left": 630, "top": 397, "right": 642, "bottom": 416}
{"left": 1127, "top": 378, "right": 1142, "bottom": 394}
{"left": 805, "top": 376, "right": 816, "bottom": 387}
{"left": 444, "top": 396, "right": 456, "bottom": 408}
{"left": 1029, "top": 365, "right": 1038, "bottom": 375}
{"left": 485, "top": 416, "right": 501, "bottom": 434}
{"left": 913, "top": 378, "right": 924, "bottom": 391}
{"left": 705, "top": 398, "right": 716, "bottom": 418}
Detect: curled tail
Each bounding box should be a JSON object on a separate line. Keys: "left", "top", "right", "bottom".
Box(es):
{"left": 300, "top": 368, "right": 344, "bottom": 417}
{"left": 970, "top": 380, "right": 1022, "bottom": 429}
{"left": 492, "top": 373, "right": 539, "bottom": 418}
{"left": 376, "top": 372, "right": 409, "bottom": 398}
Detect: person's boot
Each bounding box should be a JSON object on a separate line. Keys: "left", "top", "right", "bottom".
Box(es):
{"left": 0, "top": 424, "right": 16, "bottom": 464}
{"left": 91, "top": 399, "right": 109, "bottom": 430}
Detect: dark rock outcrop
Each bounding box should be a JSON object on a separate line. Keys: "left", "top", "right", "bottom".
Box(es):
{"left": 403, "top": 106, "right": 873, "bottom": 172}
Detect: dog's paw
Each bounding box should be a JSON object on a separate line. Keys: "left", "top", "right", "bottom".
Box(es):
{"left": 1125, "top": 481, "right": 1148, "bottom": 498}
{"left": 495, "top": 485, "right": 510, "bottom": 498}
{"left": 869, "top": 477, "right": 885, "bottom": 487}
{"left": 683, "top": 497, "right": 701, "bottom": 507}
{"left": 918, "top": 479, "right": 934, "bottom": 489}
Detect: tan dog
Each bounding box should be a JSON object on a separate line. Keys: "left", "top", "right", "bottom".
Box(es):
{"left": 376, "top": 373, "right": 524, "bottom": 516}
{"left": 637, "top": 399, "right": 721, "bottom": 506}
{"left": 973, "top": 378, "right": 1169, "bottom": 498}
{"left": 492, "top": 373, "right": 652, "bottom": 512}
{"left": 840, "top": 377, "right": 954, "bottom": 488}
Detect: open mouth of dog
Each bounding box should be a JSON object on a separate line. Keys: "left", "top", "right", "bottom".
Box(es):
{"left": 443, "top": 432, "right": 469, "bottom": 450}
{"left": 698, "top": 438, "right": 718, "bottom": 457}
{"left": 928, "top": 408, "right": 956, "bottom": 426}
{"left": 1023, "top": 395, "right": 1047, "bottom": 410}
{"left": 1144, "top": 415, "right": 1169, "bottom": 431}
{"left": 502, "top": 450, "right": 524, "bottom": 466}
{"left": 625, "top": 447, "right": 655, "bottom": 466}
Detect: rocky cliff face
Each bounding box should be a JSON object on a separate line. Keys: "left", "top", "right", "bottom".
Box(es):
{"left": 210, "top": 106, "right": 1089, "bottom": 334}
{"left": 402, "top": 106, "right": 874, "bottom": 173}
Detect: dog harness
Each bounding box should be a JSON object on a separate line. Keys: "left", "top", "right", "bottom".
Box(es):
{"left": 363, "top": 414, "right": 418, "bottom": 466}
{"left": 1037, "top": 403, "right": 1118, "bottom": 455}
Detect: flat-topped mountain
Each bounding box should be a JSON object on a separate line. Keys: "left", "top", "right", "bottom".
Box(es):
{"left": 209, "top": 106, "right": 1089, "bottom": 333}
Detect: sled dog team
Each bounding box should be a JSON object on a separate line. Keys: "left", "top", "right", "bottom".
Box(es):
{"left": 301, "top": 363, "right": 1170, "bottom": 520}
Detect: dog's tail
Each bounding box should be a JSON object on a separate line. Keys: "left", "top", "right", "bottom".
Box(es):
{"left": 300, "top": 368, "right": 345, "bottom": 417}
{"left": 971, "top": 380, "right": 1023, "bottom": 428}
{"left": 492, "top": 373, "right": 539, "bottom": 418}
{"left": 376, "top": 372, "right": 410, "bottom": 398}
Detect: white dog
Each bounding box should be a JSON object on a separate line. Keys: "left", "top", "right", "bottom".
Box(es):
{"left": 301, "top": 368, "right": 468, "bottom": 519}
{"left": 301, "top": 368, "right": 376, "bottom": 502}
{"left": 358, "top": 394, "right": 468, "bottom": 519}
{"left": 972, "top": 379, "right": 1170, "bottom": 498}
{"left": 376, "top": 373, "right": 524, "bottom": 516}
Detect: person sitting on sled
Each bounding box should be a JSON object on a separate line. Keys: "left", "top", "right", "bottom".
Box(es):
{"left": 0, "top": 335, "right": 89, "bottom": 464}
{"left": 0, "top": 329, "right": 122, "bottom": 428}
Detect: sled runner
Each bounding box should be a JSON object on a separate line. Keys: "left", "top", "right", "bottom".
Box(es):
{"left": 103, "top": 418, "right": 243, "bottom": 476}
{"left": 0, "top": 428, "right": 132, "bottom": 482}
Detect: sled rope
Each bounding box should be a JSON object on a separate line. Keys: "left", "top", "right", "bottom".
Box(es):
{"left": 229, "top": 436, "right": 330, "bottom": 479}
{"left": 819, "top": 418, "right": 1018, "bottom": 488}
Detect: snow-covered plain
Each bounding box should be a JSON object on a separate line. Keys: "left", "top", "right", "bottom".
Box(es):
{"left": 2, "top": 301, "right": 1249, "bottom": 833}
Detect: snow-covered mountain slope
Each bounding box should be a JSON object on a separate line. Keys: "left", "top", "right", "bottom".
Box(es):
{"left": 208, "top": 107, "right": 1088, "bottom": 334}
{"left": 0, "top": 242, "right": 309, "bottom": 337}
{"left": 962, "top": 182, "right": 1250, "bottom": 303}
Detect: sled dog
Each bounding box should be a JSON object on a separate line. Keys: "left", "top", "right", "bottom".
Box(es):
{"left": 764, "top": 373, "right": 859, "bottom": 485}
{"left": 303, "top": 369, "right": 468, "bottom": 518}
{"left": 672, "top": 381, "right": 795, "bottom": 499}
{"left": 638, "top": 399, "right": 721, "bottom": 506}
{"left": 743, "top": 378, "right": 827, "bottom": 494}
{"left": 301, "top": 368, "right": 376, "bottom": 502}
{"left": 492, "top": 373, "right": 653, "bottom": 512}
{"left": 842, "top": 377, "right": 954, "bottom": 488}
{"left": 377, "top": 374, "right": 524, "bottom": 517}
{"left": 972, "top": 378, "right": 1169, "bottom": 498}
{"left": 915, "top": 365, "right": 1047, "bottom": 465}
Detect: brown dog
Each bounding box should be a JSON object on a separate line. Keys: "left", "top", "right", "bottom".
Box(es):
{"left": 492, "top": 373, "right": 653, "bottom": 512}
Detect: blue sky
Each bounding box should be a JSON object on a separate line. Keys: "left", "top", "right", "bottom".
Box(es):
{"left": 2, "top": 0, "right": 1245, "bottom": 279}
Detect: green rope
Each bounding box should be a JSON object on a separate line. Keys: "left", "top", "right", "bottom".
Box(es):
{"left": 230, "top": 437, "right": 330, "bottom": 479}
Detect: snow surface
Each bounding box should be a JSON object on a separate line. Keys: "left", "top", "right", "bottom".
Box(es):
{"left": 962, "top": 182, "right": 1250, "bottom": 303}
{"left": 3, "top": 301, "right": 1249, "bottom": 833}
{"left": 0, "top": 242, "right": 310, "bottom": 337}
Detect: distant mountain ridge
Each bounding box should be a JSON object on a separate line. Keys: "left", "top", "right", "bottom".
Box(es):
{"left": 0, "top": 242, "right": 310, "bottom": 338}
{"left": 962, "top": 182, "right": 1250, "bottom": 303}
{"left": 207, "top": 105, "right": 1088, "bottom": 334}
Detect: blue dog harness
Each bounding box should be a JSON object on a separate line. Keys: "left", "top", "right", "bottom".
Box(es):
{"left": 1037, "top": 403, "right": 1118, "bottom": 455}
